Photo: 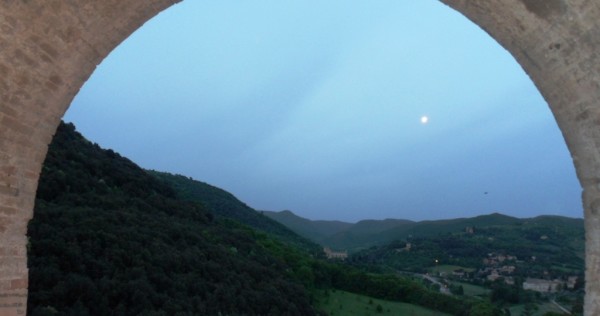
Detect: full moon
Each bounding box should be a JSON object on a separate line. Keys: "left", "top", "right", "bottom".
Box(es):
{"left": 420, "top": 116, "right": 429, "bottom": 124}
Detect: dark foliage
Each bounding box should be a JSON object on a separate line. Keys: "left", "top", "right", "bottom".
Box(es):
{"left": 349, "top": 223, "right": 584, "bottom": 277}
{"left": 148, "top": 171, "right": 322, "bottom": 255}
{"left": 28, "top": 122, "right": 317, "bottom": 316}
{"left": 310, "top": 260, "right": 476, "bottom": 315}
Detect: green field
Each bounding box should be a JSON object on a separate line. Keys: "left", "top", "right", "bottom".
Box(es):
{"left": 316, "top": 289, "right": 450, "bottom": 316}
{"left": 509, "top": 302, "right": 568, "bottom": 316}
{"left": 450, "top": 281, "right": 490, "bottom": 297}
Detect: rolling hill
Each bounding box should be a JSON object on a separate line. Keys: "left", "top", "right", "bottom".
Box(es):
{"left": 148, "top": 172, "right": 321, "bottom": 254}
{"left": 264, "top": 210, "right": 583, "bottom": 253}
{"left": 262, "top": 210, "right": 353, "bottom": 242}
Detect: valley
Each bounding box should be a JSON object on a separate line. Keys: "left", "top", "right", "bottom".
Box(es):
{"left": 27, "top": 122, "right": 583, "bottom": 316}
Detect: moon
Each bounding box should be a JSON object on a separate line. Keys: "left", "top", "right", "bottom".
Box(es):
{"left": 420, "top": 116, "right": 429, "bottom": 124}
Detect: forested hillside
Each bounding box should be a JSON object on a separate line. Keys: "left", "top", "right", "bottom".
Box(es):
{"left": 148, "top": 171, "right": 321, "bottom": 254}
{"left": 28, "top": 122, "right": 318, "bottom": 316}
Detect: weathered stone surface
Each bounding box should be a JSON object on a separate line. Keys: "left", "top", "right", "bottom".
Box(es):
{"left": 0, "top": 0, "right": 599, "bottom": 314}
{"left": 0, "top": 292, "right": 26, "bottom": 316}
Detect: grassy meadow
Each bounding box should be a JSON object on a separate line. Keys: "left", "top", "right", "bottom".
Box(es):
{"left": 316, "top": 289, "right": 450, "bottom": 316}
{"left": 509, "top": 301, "right": 568, "bottom": 316}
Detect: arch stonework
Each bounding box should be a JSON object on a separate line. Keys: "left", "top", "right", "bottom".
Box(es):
{"left": 0, "top": 0, "right": 599, "bottom": 314}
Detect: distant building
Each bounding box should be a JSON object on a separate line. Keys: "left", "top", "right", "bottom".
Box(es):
{"left": 483, "top": 253, "right": 518, "bottom": 266}
{"left": 394, "top": 242, "right": 412, "bottom": 253}
{"left": 567, "top": 276, "right": 578, "bottom": 289}
{"left": 523, "top": 278, "right": 564, "bottom": 293}
{"left": 499, "top": 265, "right": 516, "bottom": 274}
{"left": 323, "top": 247, "right": 348, "bottom": 260}
{"left": 504, "top": 277, "right": 515, "bottom": 285}
{"left": 487, "top": 270, "right": 501, "bottom": 281}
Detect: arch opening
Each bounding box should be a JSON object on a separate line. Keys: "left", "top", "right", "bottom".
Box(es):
{"left": 65, "top": 0, "right": 580, "bottom": 222}
{"left": 1, "top": 0, "right": 600, "bottom": 315}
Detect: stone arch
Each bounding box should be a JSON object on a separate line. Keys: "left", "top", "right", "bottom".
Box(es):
{"left": 1, "top": 0, "right": 599, "bottom": 314}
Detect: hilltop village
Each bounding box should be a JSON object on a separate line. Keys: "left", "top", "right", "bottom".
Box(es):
{"left": 321, "top": 224, "right": 583, "bottom": 301}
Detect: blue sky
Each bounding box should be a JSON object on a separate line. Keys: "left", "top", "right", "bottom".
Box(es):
{"left": 64, "top": 0, "right": 582, "bottom": 222}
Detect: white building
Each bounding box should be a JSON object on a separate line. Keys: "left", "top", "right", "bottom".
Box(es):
{"left": 323, "top": 247, "right": 348, "bottom": 260}
{"left": 523, "top": 278, "right": 563, "bottom": 293}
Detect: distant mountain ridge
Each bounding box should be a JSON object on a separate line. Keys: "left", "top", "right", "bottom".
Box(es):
{"left": 261, "top": 210, "right": 354, "bottom": 242}
{"left": 263, "top": 210, "right": 583, "bottom": 252}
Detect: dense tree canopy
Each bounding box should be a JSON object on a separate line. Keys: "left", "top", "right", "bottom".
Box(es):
{"left": 28, "top": 122, "right": 318, "bottom": 316}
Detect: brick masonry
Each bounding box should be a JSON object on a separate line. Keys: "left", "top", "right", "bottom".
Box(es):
{"left": 1, "top": 0, "right": 600, "bottom": 315}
